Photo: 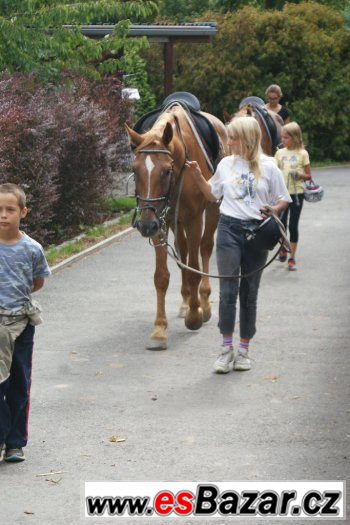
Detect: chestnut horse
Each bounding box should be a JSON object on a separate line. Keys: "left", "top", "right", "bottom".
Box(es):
{"left": 224, "top": 99, "right": 283, "bottom": 156}
{"left": 125, "top": 103, "right": 228, "bottom": 349}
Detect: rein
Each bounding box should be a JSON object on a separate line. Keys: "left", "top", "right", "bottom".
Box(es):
{"left": 156, "top": 209, "right": 290, "bottom": 280}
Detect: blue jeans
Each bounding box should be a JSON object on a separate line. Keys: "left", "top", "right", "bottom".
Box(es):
{"left": 216, "top": 214, "right": 268, "bottom": 338}
{"left": 0, "top": 322, "right": 35, "bottom": 448}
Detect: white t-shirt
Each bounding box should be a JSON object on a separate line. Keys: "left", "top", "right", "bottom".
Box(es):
{"left": 209, "top": 154, "right": 292, "bottom": 220}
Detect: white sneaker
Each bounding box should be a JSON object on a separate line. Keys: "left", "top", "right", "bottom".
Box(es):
{"left": 213, "top": 347, "right": 234, "bottom": 374}
{"left": 234, "top": 349, "right": 251, "bottom": 371}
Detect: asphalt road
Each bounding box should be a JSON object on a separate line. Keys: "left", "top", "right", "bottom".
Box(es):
{"left": 1, "top": 167, "right": 349, "bottom": 525}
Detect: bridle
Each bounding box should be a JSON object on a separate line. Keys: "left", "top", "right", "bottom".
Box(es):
{"left": 129, "top": 116, "right": 189, "bottom": 237}
{"left": 130, "top": 148, "right": 174, "bottom": 232}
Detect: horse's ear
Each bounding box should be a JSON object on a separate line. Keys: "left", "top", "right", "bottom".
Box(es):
{"left": 162, "top": 122, "right": 173, "bottom": 146}
{"left": 125, "top": 123, "right": 143, "bottom": 149}
{"left": 223, "top": 110, "right": 232, "bottom": 123}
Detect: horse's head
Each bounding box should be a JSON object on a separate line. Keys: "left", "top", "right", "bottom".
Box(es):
{"left": 125, "top": 120, "right": 175, "bottom": 238}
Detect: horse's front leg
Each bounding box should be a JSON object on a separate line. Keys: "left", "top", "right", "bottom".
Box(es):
{"left": 184, "top": 216, "right": 203, "bottom": 331}
{"left": 146, "top": 240, "right": 169, "bottom": 350}
{"left": 199, "top": 202, "right": 219, "bottom": 322}
{"left": 173, "top": 221, "right": 190, "bottom": 318}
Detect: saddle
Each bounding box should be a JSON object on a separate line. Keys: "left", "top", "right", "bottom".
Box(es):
{"left": 133, "top": 92, "right": 221, "bottom": 167}
{"left": 239, "top": 96, "right": 281, "bottom": 153}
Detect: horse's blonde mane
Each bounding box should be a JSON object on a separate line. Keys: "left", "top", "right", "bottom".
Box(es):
{"left": 134, "top": 108, "right": 178, "bottom": 152}
{"left": 234, "top": 105, "right": 254, "bottom": 118}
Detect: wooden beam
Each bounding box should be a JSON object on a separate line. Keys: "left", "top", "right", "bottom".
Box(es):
{"left": 164, "top": 42, "right": 174, "bottom": 97}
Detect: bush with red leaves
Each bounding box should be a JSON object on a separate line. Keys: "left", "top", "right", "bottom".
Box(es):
{"left": 0, "top": 74, "right": 131, "bottom": 245}
{"left": 0, "top": 76, "right": 60, "bottom": 243}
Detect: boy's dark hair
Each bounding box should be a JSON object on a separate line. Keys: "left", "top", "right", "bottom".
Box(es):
{"left": 0, "top": 183, "right": 27, "bottom": 209}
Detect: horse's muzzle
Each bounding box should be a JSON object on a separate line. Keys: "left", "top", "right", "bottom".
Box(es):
{"left": 137, "top": 217, "right": 160, "bottom": 238}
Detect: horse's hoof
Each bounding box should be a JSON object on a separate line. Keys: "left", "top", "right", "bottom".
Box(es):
{"left": 178, "top": 305, "right": 189, "bottom": 318}
{"left": 185, "top": 308, "right": 203, "bottom": 331}
{"left": 146, "top": 338, "right": 167, "bottom": 350}
{"left": 202, "top": 307, "right": 212, "bottom": 323}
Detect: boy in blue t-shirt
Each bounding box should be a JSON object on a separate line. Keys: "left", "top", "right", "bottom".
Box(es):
{"left": 0, "top": 183, "right": 51, "bottom": 463}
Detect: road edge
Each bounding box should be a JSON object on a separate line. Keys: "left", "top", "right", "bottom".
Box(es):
{"left": 51, "top": 227, "right": 134, "bottom": 274}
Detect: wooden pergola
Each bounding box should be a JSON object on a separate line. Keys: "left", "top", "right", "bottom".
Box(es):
{"left": 77, "top": 23, "right": 218, "bottom": 96}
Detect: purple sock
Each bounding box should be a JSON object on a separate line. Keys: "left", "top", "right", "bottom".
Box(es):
{"left": 239, "top": 341, "right": 249, "bottom": 353}
{"left": 222, "top": 336, "right": 233, "bottom": 348}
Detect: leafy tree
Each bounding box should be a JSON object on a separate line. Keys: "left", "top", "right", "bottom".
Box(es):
{"left": 213, "top": 0, "right": 350, "bottom": 11}
{"left": 209, "top": 0, "right": 260, "bottom": 12}
{"left": 344, "top": 1, "right": 350, "bottom": 28}
{"left": 159, "top": 0, "right": 349, "bottom": 16}
{"left": 144, "top": 2, "right": 350, "bottom": 160}
{"left": 0, "top": 1, "right": 158, "bottom": 81}
{"left": 0, "top": 2, "right": 161, "bottom": 241}
{"left": 158, "top": 0, "right": 212, "bottom": 21}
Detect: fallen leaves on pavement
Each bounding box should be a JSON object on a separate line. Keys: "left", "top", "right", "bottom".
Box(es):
{"left": 109, "top": 436, "right": 126, "bottom": 443}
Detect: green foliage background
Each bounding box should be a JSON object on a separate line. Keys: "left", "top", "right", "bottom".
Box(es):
{"left": 143, "top": 2, "right": 350, "bottom": 160}
{"left": 0, "top": 1, "right": 158, "bottom": 110}
{"left": 157, "top": 0, "right": 349, "bottom": 20}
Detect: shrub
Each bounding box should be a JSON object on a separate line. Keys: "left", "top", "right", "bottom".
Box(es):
{"left": 50, "top": 93, "right": 111, "bottom": 241}
{"left": 0, "top": 76, "right": 59, "bottom": 243}
{"left": 0, "top": 74, "right": 131, "bottom": 245}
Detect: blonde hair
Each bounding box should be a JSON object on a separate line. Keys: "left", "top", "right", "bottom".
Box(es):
{"left": 265, "top": 84, "right": 282, "bottom": 98}
{"left": 0, "top": 183, "right": 27, "bottom": 209}
{"left": 227, "top": 116, "right": 263, "bottom": 179}
{"left": 282, "top": 122, "right": 303, "bottom": 150}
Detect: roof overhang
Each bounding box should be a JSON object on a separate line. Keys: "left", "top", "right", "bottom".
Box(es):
{"left": 66, "top": 23, "right": 218, "bottom": 43}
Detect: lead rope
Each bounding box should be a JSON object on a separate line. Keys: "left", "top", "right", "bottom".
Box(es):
{"left": 164, "top": 209, "right": 290, "bottom": 280}
{"left": 166, "top": 213, "right": 290, "bottom": 279}
{"left": 166, "top": 240, "right": 281, "bottom": 279}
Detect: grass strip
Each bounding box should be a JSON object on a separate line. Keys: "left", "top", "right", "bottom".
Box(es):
{"left": 45, "top": 212, "right": 133, "bottom": 266}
